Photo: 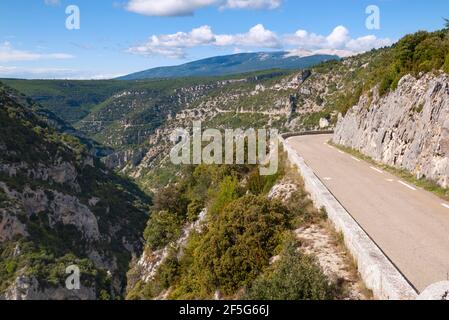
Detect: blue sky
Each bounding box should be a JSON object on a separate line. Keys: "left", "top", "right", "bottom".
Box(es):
{"left": 0, "top": 0, "right": 448, "bottom": 79}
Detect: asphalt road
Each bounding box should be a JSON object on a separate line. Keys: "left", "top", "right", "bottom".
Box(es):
{"left": 287, "top": 134, "right": 449, "bottom": 292}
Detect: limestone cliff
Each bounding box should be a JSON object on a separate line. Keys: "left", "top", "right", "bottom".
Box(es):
{"left": 0, "top": 83, "right": 150, "bottom": 300}
{"left": 334, "top": 72, "right": 449, "bottom": 188}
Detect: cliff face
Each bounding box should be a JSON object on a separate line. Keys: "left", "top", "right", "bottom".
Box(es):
{"left": 333, "top": 72, "right": 449, "bottom": 188}
{"left": 0, "top": 83, "right": 150, "bottom": 300}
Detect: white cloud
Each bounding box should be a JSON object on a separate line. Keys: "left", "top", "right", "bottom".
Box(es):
{"left": 125, "top": 0, "right": 282, "bottom": 16}
{"left": 0, "top": 65, "right": 125, "bottom": 80}
{"left": 126, "top": 0, "right": 217, "bottom": 16}
{"left": 216, "top": 24, "right": 280, "bottom": 48}
{"left": 220, "top": 0, "right": 282, "bottom": 10}
{"left": 284, "top": 25, "right": 393, "bottom": 57}
{"left": 128, "top": 24, "right": 280, "bottom": 58}
{"left": 127, "top": 25, "right": 216, "bottom": 58}
{"left": 0, "top": 65, "right": 75, "bottom": 78}
{"left": 0, "top": 42, "right": 74, "bottom": 62}
{"left": 127, "top": 25, "right": 392, "bottom": 59}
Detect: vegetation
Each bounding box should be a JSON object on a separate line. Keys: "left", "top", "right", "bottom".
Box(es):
{"left": 171, "top": 194, "right": 292, "bottom": 298}
{"left": 0, "top": 241, "right": 112, "bottom": 299}
{"left": 245, "top": 238, "right": 335, "bottom": 300}
{"left": 128, "top": 150, "right": 337, "bottom": 300}
{"left": 309, "top": 28, "right": 449, "bottom": 117}
{"left": 143, "top": 211, "right": 182, "bottom": 251}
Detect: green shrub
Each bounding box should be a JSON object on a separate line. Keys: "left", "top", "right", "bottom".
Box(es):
{"left": 187, "top": 199, "right": 204, "bottom": 222}
{"left": 152, "top": 185, "right": 189, "bottom": 220}
{"left": 444, "top": 53, "right": 449, "bottom": 73}
{"left": 209, "top": 176, "right": 240, "bottom": 216}
{"left": 173, "top": 195, "right": 292, "bottom": 297}
{"left": 245, "top": 241, "right": 335, "bottom": 300}
{"left": 144, "top": 211, "right": 182, "bottom": 251}
{"left": 246, "top": 168, "right": 281, "bottom": 196}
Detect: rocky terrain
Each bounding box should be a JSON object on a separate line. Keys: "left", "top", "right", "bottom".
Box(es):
{"left": 0, "top": 83, "right": 150, "bottom": 299}
{"left": 334, "top": 72, "right": 449, "bottom": 188}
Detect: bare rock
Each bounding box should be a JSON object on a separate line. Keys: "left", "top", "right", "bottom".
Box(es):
{"left": 334, "top": 73, "right": 449, "bottom": 188}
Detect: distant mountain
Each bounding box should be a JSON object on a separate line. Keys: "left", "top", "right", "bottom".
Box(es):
{"left": 117, "top": 52, "right": 338, "bottom": 80}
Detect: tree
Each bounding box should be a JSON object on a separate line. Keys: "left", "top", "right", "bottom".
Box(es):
{"left": 444, "top": 18, "right": 449, "bottom": 29}
{"left": 143, "top": 210, "right": 182, "bottom": 251}
{"left": 245, "top": 240, "right": 335, "bottom": 300}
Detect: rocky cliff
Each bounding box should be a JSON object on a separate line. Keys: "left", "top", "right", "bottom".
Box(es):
{"left": 0, "top": 83, "right": 150, "bottom": 299}
{"left": 333, "top": 72, "right": 449, "bottom": 188}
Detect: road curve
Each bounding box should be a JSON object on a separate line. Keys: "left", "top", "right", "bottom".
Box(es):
{"left": 287, "top": 134, "right": 449, "bottom": 292}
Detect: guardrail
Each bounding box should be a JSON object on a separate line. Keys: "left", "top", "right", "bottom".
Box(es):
{"left": 279, "top": 132, "right": 419, "bottom": 300}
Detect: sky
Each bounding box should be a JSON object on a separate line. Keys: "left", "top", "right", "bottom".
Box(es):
{"left": 0, "top": 0, "right": 448, "bottom": 79}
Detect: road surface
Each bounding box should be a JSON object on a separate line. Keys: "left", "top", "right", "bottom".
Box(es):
{"left": 287, "top": 134, "right": 449, "bottom": 292}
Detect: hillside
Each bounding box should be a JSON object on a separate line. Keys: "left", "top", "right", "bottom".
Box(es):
{"left": 117, "top": 52, "right": 338, "bottom": 80}
{"left": 0, "top": 83, "right": 150, "bottom": 299}
{"left": 126, "top": 156, "right": 368, "bottom": 300}
{"left": 334, "top": 29, "right": 449, "bottom": 190}
{"left": 3, "top": 54, "right": 387, "bottom": 192}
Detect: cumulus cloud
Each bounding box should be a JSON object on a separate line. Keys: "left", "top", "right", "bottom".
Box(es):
{"left": 215, "top": 24, "right": 281, "bottom": 48}
{"left": 125, "top": 0, "right": 282, "bottom": 16}
{"left": 284, "top": 25, "right": 393, "bottom": 57}
{"left": 127, "top": 24, "right": 280, "bottom": 59}
{"left": 127, "top": 25, "right": 392, "bottom": 59}
{"left": 0, "top": 42, "right": 74, "bottom": 62}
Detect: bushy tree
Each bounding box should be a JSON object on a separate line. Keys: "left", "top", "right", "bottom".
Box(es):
{"left": 245, "top": 241, "right": 335, "bottom": 300}
{"left": 144, "top": 211, "right": 182, "bottom": 251}
{"left": 152, "top": 184, "right": 189, "bottom": 220}
{"left": 174, "top": 195, "right": 292, "bottom": 297}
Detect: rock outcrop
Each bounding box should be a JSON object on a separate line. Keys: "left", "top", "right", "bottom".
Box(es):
{"left": 334, "top": 72, "right": 449, "bottom": 188}
{"left": 0, "top": 275, "right": 96, "bottom": 300}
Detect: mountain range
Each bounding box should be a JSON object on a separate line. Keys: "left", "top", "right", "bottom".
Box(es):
{"left": 117, "top": 52, "right": 338, "bottom": 80}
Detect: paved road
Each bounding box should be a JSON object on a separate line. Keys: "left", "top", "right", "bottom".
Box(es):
{"left": 287, "top": 134, "right": 449, "bottom": 292}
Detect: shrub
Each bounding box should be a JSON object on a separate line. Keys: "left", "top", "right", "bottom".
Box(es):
{"left": 186, "top": 199, "right": 204, "bottom": 222}
{"left": 246, "top": 168, "right": 281, "bottom": 196}
{"left": 174, "top": 195, "right": 292, "bottom": 297}
{"left": 245, "top": 241, "right": 335, "bottom": 300}
{"left": 144, "top": 211, "right": 182, "bottom": 251}
{"left": 152, "top": 184, "right": 190, "bottom": 220}
{"left": 209, "top": 176, "right": 240, "bottom": 216}
{"left": 444, "top": 53, "right": 449, "bottom": 73}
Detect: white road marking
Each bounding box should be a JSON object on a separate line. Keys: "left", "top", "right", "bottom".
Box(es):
{"left": 338, "top": 150, "right": 344, "bottom": 154}
{"left": 370, "top": 166, "right": 384, "bottom": 174}
{"left": 397, "top": 181, "right": 417, "bottom": 191}
{"left": 351, "top": 156, "right": 361, "bottom": 162}
{"left": 442, "top": 204, "right": 449, "bottom": 210}
{"left": 386, "top": 179, "right": 394, "bottom": 182}
{"left": 323, "top": 177, "right": 332, "bottom": 181}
